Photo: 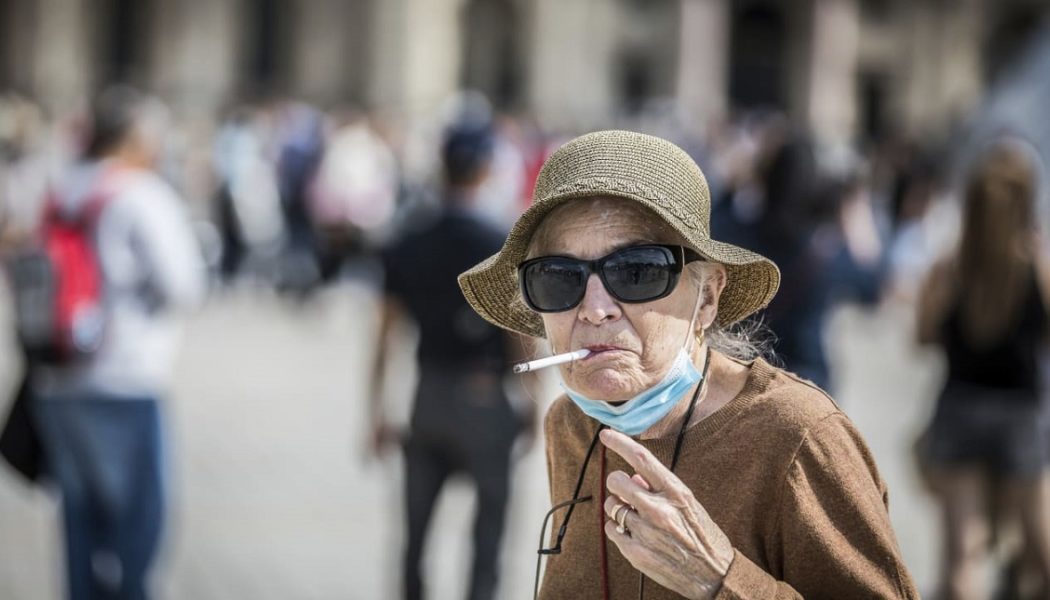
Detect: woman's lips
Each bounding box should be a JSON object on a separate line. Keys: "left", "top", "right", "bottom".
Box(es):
{"left": 582, "top": 345, "right": 626, "bottom": 359}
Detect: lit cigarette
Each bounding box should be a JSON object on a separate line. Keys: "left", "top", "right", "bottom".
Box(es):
{"left": 513, "top": 348, "right": 591, "bottom": 374}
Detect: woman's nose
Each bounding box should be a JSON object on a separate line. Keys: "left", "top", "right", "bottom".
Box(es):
{"left": 577, "top": 274, "right": 622, "bottom": 325}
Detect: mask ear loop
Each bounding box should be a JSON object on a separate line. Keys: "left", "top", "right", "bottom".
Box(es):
{"left": 683, "top": 281, "right": 704, "bottom": 355}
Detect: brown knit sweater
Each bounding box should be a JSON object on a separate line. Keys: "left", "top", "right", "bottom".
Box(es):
{"left": 538, "top": 357, "right": 919, "bottom": 599}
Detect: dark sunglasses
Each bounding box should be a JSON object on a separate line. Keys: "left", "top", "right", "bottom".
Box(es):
{"left": 518, "top": 244, "right": 704, "bottom": 313}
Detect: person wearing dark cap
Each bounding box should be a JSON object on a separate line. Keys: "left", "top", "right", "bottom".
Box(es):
{"left": 369, "top": 122, "right": 532, "bottom": 600}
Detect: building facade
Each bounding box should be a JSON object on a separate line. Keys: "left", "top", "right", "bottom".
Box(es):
{"left": 0, "top": 0, "right": 1047, "bottom": 144}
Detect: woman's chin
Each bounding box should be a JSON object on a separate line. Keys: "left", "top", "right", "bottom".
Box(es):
{"left": 569, "top": 372, "right": 640, "bottom": 402}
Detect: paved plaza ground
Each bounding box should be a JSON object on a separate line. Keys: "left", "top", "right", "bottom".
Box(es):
{"left": 0, "top": 283, "right": 942, "bottom": 599}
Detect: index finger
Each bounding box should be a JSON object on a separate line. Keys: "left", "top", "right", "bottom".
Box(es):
{"left": 599, "top": 429, "right": 678, "bottom": 493}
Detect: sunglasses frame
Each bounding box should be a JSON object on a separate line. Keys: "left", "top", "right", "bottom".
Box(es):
{"left": 518, "top": 244, "right": 705, "bottom": 313}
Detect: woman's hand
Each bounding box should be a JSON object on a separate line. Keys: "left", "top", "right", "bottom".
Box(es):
{"left": 600, "top": 429, "right": 734, "bottom": 600}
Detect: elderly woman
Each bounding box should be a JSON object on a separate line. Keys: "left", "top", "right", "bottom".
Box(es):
{"left": 458, "top": 131, "right": 917, "bottom": 599}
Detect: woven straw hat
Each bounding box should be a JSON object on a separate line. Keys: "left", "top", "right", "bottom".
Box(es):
{"left": 458, "top": 130, "right": 780, "bottom": 338}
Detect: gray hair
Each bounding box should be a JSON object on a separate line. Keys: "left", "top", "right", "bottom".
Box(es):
{"left": 685, "top": 262, "right": 773, "bottom": 362}
{"left": 706, "top": 319, "right": 774, "bottom": 362}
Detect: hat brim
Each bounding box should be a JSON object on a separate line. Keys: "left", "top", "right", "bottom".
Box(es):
{"left": 458, "top": 189, "right": 781, "bottom": 339}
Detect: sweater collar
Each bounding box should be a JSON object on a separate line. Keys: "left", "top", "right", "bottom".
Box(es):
{"left": 637, "top": 357, "right": 777, "bottom": 459}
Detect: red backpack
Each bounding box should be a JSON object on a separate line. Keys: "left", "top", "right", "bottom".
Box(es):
{"left": 9, "top": 169, "right": 125, "bottom": 365}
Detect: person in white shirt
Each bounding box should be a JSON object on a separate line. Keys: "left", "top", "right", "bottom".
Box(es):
{"left": 30, "top": 86, "right": 206, "bottom": 600}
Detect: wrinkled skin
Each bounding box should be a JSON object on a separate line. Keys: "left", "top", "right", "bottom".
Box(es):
{"left": 531, "top": 197, "right": 717, "bottom": 403}
{"left": 601, "top": 429, "right": 735, "bottom": 599}
{"left": 530, "top": 197, "right": 735, "bottom": 597}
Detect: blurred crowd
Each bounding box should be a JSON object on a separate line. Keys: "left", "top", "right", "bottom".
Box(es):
{"left": 1, "top": 90, "right": 561, "bottom": 294}
{"left": 0, "top": 95, "right": 946, "bottom": 315}
{"left": 3, "top": 82, "right": 1050, "bottom": 600}
{"left": 0, "top": 89, "right": 959, "bottom": 312}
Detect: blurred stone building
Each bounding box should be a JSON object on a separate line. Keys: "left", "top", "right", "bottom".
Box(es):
{"left": 0, "top": 0, "right": 1047, "bottom": 143}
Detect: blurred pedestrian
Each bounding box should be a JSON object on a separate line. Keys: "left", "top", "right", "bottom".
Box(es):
{"left": 212, "top": 103, "right": 285, "bottom": 282}
{"left": 25, "top": 86, "right": 206, "bottom": 600}
{"left": 0, "top": 93, "right": 53, "bottom": 484}
{"left": 739, "top": 134, "right": 882, "bottom": 391}
{"left": 884, "top": 154, "right": 949, "bottom": 303}
{"left": 369, "top": 121, "right": 532, "bottom": 600}
{"left": 917, "top": 139, "right": 1050, "bottom": 600}
{"left": 272, "top": 100, "right": 325, "bottom": 295}
{"left": 0, "top": 93, "right": 53, "bottom": 251}
{"left": 307, "top": 108, "right": 398, "bottom": 273}
{"left": 472, "top": 115, "right": 527, "bottom": 229}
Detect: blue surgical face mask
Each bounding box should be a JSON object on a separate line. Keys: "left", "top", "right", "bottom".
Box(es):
{"left": 561, "top": 290, "right": 704, "bottom": 436}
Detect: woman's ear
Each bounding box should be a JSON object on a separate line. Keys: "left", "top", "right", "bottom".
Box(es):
{"left": 695, "top": 263, "right": 728, "bottom": 331}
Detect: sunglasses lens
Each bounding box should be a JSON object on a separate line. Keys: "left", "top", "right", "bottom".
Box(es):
{"left": 523, "top": 259, "right": 587, "bottom": 311}
{"left": 603, "top": 247, "right": 676, "bottom": 302}
{"left": 521, "top": 246, "right": 682, "bottom": 312}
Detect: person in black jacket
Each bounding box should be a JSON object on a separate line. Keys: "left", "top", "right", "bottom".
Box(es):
{"left": 369, "top": 121, "right": 532, "bottom": 600}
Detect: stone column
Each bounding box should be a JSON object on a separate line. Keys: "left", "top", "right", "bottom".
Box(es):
{"left": 900, "top": 0, "right": 983, "bottom": 136}
{"left": 367, "top": 0, "right": 403, "bottom": 111}
{"left": 900, "top": 3, "right": 940, "bottom": 134}
{"left": 676, "top": 0, "right": 730, "bottom": 130}
{"left": 290, "top": 0, "right": 371, "bottom": 105}
{"left": 784, "top": 0, "right": 814, "bottom": 127}
{"left": 461, "top": 0, "right": 526, "bottom": 108}
{"left": 1, "top": 0, "right": 38, "bottom": 92}
{"left": 806, "top": 0, "right": 860, "bottom": 144}
{"left": 148, "top": 0, "right": 239, "bottom": 116}
{"left": 935, "top": 0, "right": 983, "bottom": 128}
{"left": 369, "top": 0, "right": 467, "bottom": 118}
{"left": 30, "top": 0, "right": 93, "bottom": 114}
{"left": 526, "top": 0, "right": 617, "bottom": 130}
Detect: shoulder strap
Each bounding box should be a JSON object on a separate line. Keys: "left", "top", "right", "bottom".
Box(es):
{"left": 82, "top": 166, "right": 133, "bottom": 227}
{"left": 45, "top": 165, "right": 132, "bottom": 229}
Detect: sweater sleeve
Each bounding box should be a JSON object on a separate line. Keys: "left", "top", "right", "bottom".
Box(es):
{"left": 716, "top": 550, "right": 801, "bottom": 599}
{"left": 716, "top": 413, "right": 918, "bottom": 600}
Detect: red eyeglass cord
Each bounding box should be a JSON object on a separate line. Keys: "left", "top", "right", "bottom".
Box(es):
{"left": 598, "top": 444, "right": 611, "bottom": 600}
{"left": 594, "top": 346, "right": 711, "bottom": 600}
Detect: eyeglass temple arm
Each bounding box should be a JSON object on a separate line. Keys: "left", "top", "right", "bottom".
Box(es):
{"left": 534, "top": 495, "right": 593, "bottom": 600}
{"left": 543, "top": 424, "right": 605, "bottom": 553}
{"left": 534, "top": 425, "right": 605, "bottom": 600}
{"left": 537, "top": 495, "right": 593, "bottom": 555}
